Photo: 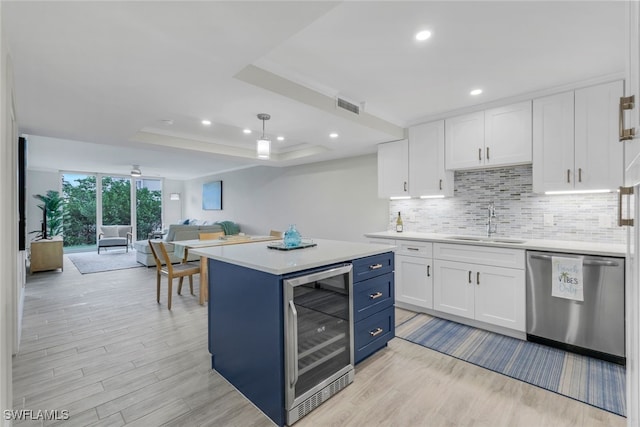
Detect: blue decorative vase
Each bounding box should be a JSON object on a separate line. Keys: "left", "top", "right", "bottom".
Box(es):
{"left": 283, "top": 224, "right": 302, "bottom": 248}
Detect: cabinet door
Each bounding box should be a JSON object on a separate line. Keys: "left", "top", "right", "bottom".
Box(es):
{"left": 474, "top": 265, "right": 525, "bottom": 332}
{"left": 378, "top": 139, "right": 409, "bottom": 198}
{"left": 574, "top": 80, "right": 623, "bottom": 190}
{"left": 409, "top": 121, "right": 453, "bottom": 197}
{"left": 484, "top": 101, "right": 532, "bottom": 167}
{"left": 532, "top": 91, "right": 575, "bottom": 192}
{"left": 445, "top": 111, "right": 485, "bottom": 170}
{"left": 433, "top": 259, "right": 474, "bottom": 320}
{"left": 395, "top": 254, "right": 433, "bottom": 309}
{"left": 625, "top": 1, "right": 640, "bottom": 186}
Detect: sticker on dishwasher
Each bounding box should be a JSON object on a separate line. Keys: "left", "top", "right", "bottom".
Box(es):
{"left": 551, "top": 256, "right": 584, "bottom": 302}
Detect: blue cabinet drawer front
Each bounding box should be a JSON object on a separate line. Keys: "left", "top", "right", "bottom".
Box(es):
{"left": 354, "top": 306, "right": 395, "bottom": 364}
{"left": 354, "top": 273, "right": 394, "bottom": 322}
{"left": 352, "top": 252, "right": 394, "bottom": 282}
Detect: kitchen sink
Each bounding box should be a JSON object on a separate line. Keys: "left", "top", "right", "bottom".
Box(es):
{"left": 446, "top": 236, "right": 527, "bottom": 244}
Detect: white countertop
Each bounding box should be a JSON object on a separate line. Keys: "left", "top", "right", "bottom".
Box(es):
{"left": 365, "top": 231, "right": 626, "bottom": 257}
{"left": 191, "top": 238, "right": 396, "bottom": 275}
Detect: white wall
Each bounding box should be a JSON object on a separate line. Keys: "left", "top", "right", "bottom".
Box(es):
{"left": 183, "top": 154, "right": 388, "bottom": 242}
{"left": 0, "top": 1, "right": 16, "bottom": 419}
{"left": 163, "top": 179, "right": 184, "bottom": 226}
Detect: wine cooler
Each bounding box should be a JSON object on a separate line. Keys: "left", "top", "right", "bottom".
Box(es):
{"left": 283, "top": 263, "right": 354, "bottom": 425}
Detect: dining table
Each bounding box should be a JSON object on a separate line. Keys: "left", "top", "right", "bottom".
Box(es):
{"left": 172, "top": 234, "right": 281, "bottom": 305}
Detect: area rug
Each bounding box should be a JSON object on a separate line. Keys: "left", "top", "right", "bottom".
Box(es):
{"left": 67, "top": 250, "right": 143, "bottom": 274}
{"left": 396, "top": 312, "right": 626, "bottom": 417}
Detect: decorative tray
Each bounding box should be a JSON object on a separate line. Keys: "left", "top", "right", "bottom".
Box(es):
{"left": 267, "top": 241, "right": 317, "bottom": 251}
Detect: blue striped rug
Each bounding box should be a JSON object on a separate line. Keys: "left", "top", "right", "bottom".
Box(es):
{"left": 396, "top": 312, "right": 626, "bottom": 417}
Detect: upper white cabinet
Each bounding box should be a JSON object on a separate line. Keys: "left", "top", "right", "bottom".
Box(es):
{"left": 408, "top": 120, "right": 453, "bottom": 197}
{"left": 533, "top": 80, "right": 623, "bottom": 192}
{"left": 445, "top": 101, "right": 532, "bottom": 170}
{"left": 444, "top": 111, "right": 485, "bottom": 170}
{"left": 377, "top": 139, "right": 408, "bottom": 198}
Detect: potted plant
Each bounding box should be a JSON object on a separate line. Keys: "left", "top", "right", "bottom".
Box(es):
{"left": 31, "top": 190, "right": 66, "bottom": 240}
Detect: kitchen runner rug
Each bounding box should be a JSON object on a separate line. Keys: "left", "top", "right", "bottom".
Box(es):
{"left": 396, "top": 312, "right": 626, "bottom": 417}
{"left": 67, "top": 250, "right": 143, "bottom": 274}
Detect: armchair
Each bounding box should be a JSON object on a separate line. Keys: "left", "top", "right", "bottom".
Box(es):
{"left": 98, "top": 225, "right": 133, "bottom": 253}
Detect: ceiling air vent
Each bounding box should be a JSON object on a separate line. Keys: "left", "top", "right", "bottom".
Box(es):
{"left": 336, "top": 97, "right": 360, "bottom": 115}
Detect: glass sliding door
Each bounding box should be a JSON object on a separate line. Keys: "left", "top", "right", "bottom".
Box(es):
{"left": 61, "top": 173, "right": 97, "bottom": 251}
{"left": 135, "top": 178, "right": 162, "bottom": 240}
{"left": 101, "top": 176, "right": 131, "bottom": 226}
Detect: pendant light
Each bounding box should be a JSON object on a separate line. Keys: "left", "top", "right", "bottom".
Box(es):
{"left": 256, "top": 113, "right": 271, "bottom": 159}
{"left": 131, "top": 164, "right": 142, "bottom": 177}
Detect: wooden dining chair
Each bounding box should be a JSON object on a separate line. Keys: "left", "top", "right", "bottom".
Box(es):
{"left": 148, "top": 240, "right": 200, "bottom": 310}
{"left": 199, "top": 231, "right": 225, "bottom": 240}
{"left": 269, "top": 230, "right": 283, "bottom": 238}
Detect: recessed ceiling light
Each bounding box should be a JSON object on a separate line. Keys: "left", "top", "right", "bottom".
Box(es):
{"left": 243, "top": 129, "right": 252, "bottom": 134}
{"left": 277, "top": 136, "right": 285, "bottom": 141}
{"left": 201, "top": 119, "right": 211, "bottom": 126}
{"left": 329, "top": 133, "right": 339, "bottom": 139}
{"left": 415, "top": 30, "right": 432, "bottom": 41}
{"left": 470, "top": 89, "right": 483, "bottom": 96}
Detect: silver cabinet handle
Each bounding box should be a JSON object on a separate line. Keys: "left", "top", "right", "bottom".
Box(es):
{"left": 578, "top": 168, "right": 582, "bottom": 183}
{"left": 476, "top": 272, "right": 480, "bottom": 285}
{"left": 620, "top": 95, "right": 635, "bottom": 141}
{"left": 478, "top": 148, "right": 482, "bottom": 161}
{"left": 369, "top": 291, "right": 383, "bottom": 299}
{"left": 369, "top": 263, "right": 383, "bottom": 270}
{"left": 486, "top": 147, "right": 490, "bottom": 160}
{"left": 619, "top": 186, "right": 634, "bottom": 227}
{"left": 427, "top": 265, "right": 431, "bottom": 277}
{"left": 567, "top": 169, "right": 571, "bottom": 183}
{"left": 407, "top": 247, "right": 420, "bottom": 251}
{"left": 439, "top": 179, "right": 442, "bottom": 191}
{"left": 403, "top": 181, "right": 407, "bottom": 192}
{"left": 468, "top": 271, "right": 472, "bottom": 283}
{"left": 288, "top": 300, "right": 299, "bottom": 387}
{"left": 370, "top": 327, "right": 383, "bottom": 337}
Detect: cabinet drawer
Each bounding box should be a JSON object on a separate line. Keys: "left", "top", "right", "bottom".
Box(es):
{"left": 396, "top": 240, "right": 433, "bottom": 258}
{"left": 354, "top": 306, "right": 395, "bottom": 364}
{"left": 434, "top": 243, "right": 525, "bottom": 269}
{"left": 353, "top": 252, "right": 394, "bottom": 282}
{"left": 354, "top": 272, "right": 394, "bottom": 322}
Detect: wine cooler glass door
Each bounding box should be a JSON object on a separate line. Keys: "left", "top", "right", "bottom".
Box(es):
{"left": 284, "top": 264, "right": 354, "bottom": 413}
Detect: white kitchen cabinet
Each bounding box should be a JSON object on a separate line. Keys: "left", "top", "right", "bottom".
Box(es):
{"left": 484, "top": 101, "right": 532, "bottom": 167}
{"left": 445, "top": 101, "right": 532, "bottom": 170}
{"left": 433, "top": 259, "right": 474, "bottom": 319}
{"left": 533, "top": 80, "right": 623, "bottom": 192}
{"left": 395, "top": 241, "right": 433, "bottom": 309}
{"left": 445, "top": 111, "right": 485, "bottom": 170}
{"left": 377, "top": 139, "right": 409, "bottom": 198}
{"left": 433, "top": 243, "right": 525, "bottom": 332}
{"left": 408, "top": 120, "right": 453, "bottom": 197}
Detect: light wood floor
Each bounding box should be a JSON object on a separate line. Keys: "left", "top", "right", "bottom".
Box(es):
{"left": 13, "top": 255, "right": 626, "bottom": 427}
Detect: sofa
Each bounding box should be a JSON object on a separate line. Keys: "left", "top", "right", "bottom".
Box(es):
{"left": 134, "top": 223, "right": 238, "bottom": 267}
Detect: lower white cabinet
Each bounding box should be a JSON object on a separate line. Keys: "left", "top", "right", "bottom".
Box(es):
{"left": 395, "top": 241, "right": 433, "bottom": 309}
{"left": 396, "top": 255, "right": 433, "bottom": 309}
{"left": 433, "top": 243, "right": 525, "bottom": 332}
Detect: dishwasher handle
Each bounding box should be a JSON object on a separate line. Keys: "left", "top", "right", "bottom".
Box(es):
{"left": 529, "top": 253, "right": 620, "bottom": 267}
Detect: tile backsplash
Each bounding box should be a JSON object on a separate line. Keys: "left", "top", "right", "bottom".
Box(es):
{"left": 389, "top": 164, "right": 625, "bottom": 244}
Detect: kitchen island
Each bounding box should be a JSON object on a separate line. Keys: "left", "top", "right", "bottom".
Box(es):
{"left": 191, "top": 238, "right": 396, "bottom": 426}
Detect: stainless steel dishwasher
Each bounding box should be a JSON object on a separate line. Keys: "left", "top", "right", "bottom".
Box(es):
{"left": 526, "top": 251, "right": 625, "bottom": 364}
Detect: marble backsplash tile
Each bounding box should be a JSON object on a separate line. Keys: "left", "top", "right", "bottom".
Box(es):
{"left": 389, "top": 164, "right": 625, "bottom": 244}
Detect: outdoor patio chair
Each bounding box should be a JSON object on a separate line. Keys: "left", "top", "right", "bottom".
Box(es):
{"left": 148, "top": 240, "right": 200, "bottom": 310}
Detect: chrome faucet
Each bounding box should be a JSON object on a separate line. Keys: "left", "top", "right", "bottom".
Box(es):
{"left": 486, "top": 202, "right": 497, "bottom": 237}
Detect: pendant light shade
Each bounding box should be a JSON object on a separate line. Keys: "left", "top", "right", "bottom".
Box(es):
{"left": 256, "top": 113, "right": 271, "bottom": 159}
{"left": 131, "top": 165, "right": 142, "bottom": 177}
